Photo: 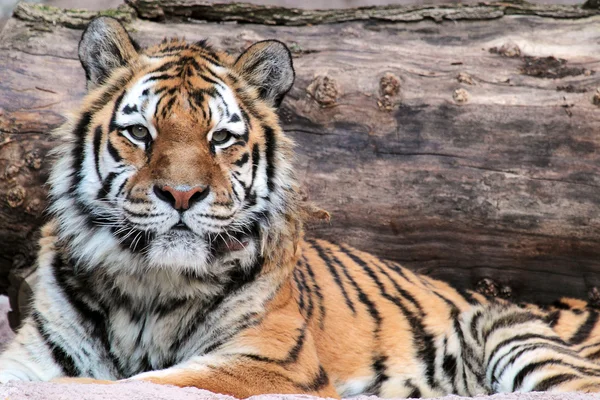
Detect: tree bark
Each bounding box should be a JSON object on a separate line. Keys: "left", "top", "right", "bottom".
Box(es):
{"left": 1, "top": 2, "right": 600, "bottom": 319}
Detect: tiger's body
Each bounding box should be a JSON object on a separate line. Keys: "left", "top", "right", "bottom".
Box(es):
{"left": 2, "top": 16, "right": 600, "bottom": 398}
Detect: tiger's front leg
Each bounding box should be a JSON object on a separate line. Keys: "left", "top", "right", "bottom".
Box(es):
{"left": 128, "top": 353, "right": 339, "bottom": 398}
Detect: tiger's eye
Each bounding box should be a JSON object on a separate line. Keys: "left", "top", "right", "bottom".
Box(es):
{"left": 129, "top": 125, "right": 150, "bottom": 140}
{"left": 212, "top": 129, "right": 231, "bottom": 144}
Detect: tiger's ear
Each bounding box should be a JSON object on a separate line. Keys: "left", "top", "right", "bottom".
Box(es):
{"left": 234, "top": 40, "right": 295, "bottom": 108}
{"left": 79, "top": 17, "right": 139, "bottom": 90}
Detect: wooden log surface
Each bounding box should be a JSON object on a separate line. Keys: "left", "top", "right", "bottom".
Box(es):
{"left": 1, "top": 1, "right": 600, "bottom": 308}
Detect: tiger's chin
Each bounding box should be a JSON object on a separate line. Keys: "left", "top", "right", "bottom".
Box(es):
{"left": 145, "top": 229, "right": 211, "bottom": 273}
{"left": 143, "top": 227, "right": 259, "bottom": 278}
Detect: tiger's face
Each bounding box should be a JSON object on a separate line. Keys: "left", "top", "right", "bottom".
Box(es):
{"left": 49, "top": 18, "right": 296, "bottom": 277}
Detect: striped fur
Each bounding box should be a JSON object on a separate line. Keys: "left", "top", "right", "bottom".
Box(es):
{"left": 2, "top": 17, "right": 600, "bottom": 398}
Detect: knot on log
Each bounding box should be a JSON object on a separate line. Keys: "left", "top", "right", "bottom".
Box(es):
{"left": 476, "top": 278, "right": 513, "bottom": 299}
{"left": 457, "top": 72, "right": 475, "bottom": 85}
{"left": 593, "top": 89, "right": 600, "bottom": 106}
{"left": 6, "top": 186, "right": 26, "bottom": 208}
{"left": 25, "top": 150, "right": 43, "bottom": 170}
{"left": 4, "top": 165, "right": 20, "bottom": 180}
{"left": 490, "top": 42, "right": 594, "bottom": 79}
{"left": 378, "top": 73, "right": 401, "bottom": 112}
{"left": 453, "top": 88, "right": 470, "bottom": 104}
{"left": 489, "top": 41, "right": 522, "bottom": 58}
{"left": 307, "top": 75, "right": 339, "bottom": 107}
{"left": 25, "top": 198, "right": 42, "bottom": 216}
{"left": 380, "top": 73, "right": 401, "bottom": 96}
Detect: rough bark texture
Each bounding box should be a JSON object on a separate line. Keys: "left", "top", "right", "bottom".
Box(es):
{"left": 1, "top": 2, "right": 600, "bottom": 320}
{"left": 126, "top": 0, "right": 600, "bottom": 24}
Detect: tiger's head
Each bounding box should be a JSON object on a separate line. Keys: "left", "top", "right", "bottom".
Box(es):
{"left": 49, "top": 17, "right": 298, "bottom": 278}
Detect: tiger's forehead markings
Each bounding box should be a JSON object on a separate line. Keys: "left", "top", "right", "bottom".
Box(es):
{"left": 113, "top": 77, "right": 160, "bottom": 139}
{"left": 207, "top": 83, "right": 246, "bottom": 138}
{"left": 110, "top": 56, "right": 247, "bottom": 143}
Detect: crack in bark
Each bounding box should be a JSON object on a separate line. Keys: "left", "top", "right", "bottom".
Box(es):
{"left": 0, "top": 47, "right": 78, "bottom": 61}
{"left": 464, "top": 164, "right": 600, "bottom": 189}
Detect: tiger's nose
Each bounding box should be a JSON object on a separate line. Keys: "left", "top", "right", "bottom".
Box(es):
{"left": 153, "top": 185, "right": 210, "bottom": 211}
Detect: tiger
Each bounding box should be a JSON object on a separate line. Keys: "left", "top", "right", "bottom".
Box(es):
{"left": 2, "top": 16, "right": 600, "bottom": 398}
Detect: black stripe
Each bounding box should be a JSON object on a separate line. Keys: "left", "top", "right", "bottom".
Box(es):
{"left": 470, "top": 310, "right": 484, "bottom": 345}
{"left": 303, "top": 258, "right": 326, "bottom": 329}
{"left": 247, "top": 143, "right": 260, "bottom": 201}
{"left": 170, "top": 252, "right": 265, "bottom": 352}
{"left": 111, "top": 226, "right": 151, "bottom": 253}
{"left": 513, "top": 359, "right": 600, "bottom": 391}
{"left": 406, "top": 380, "right": 422, "bottom": 398}
{"left": 442, "top": 352, "right": 458, "bottom": 393}
{"left": 450, "top": 307, "right": 483, "bottom": 393}
{"left": 124, "top": 209, "right": 165, "bottom": 219}
{"left": 263, "top": 125, "right": 277, "bottom": 191}
{"left": 153, "top": 60, "right": 180, "bottom": 73}
{"left": 306, "top": 239, "right": 355, "bottom": 314}
{"left": 282, "top": 326, "right": 308, "bottom": 364}
{"left": 116, "top": 177, "right": 129, "bottom": 196}
{"left": 234, "top": 152, "right": 250, "bottom": 167}
{"left": 143, "top": 73, "right": 175, "bottom": 84}
{"left": 32, "top": 311, "right": 80, "bottom": 377}
{"left": 545, "top": 310, "right": 561, "bottom": 328}
{"left": 88, "top": 75, "right": 130, "bottom": 113}
{"left": 293, "top": 269, "right": 307, "bottom": 312}
{"left": 366, "top": 355, "right": 389, "bottom": 395}
{"left": 338, "top": 244, "right": 437, "bottom": 389}
{"left": 492, "top": 342, "right": 578, "bottom": 383}
{"left": 198, "top": 72, "right": 221, "bottom": 87}
{"left": 532, "top": 373, "right": 579, "bottom": 391}
{"left": 107, "top": 138, "right": 123, "bottom": 163}
{"left": 231, "top": 174, "right": 248, "bottom": 191}
{"left": 487, "top": 333, "right": 567, "bottom": 370}
{"left": 200, "top": 312, "right": 263, "bottom": 355}
{"left": 296, "top": 268, "right": 314, "bottom": 320}
{"left": 97, "top": 172, "right": 118, "bottom": 200}
{"left": 92, "top": 126, "right": 103, "bottom": 180}
{"left": 197, "top": 213, "right": 235, "bottom": 221}
{"left": 240, "top": 108, "right": 250, "bottom": 142}
{"left": 161, "top": 97, "right": 177, "bottom": 119}
{"left": 570, "top": 310, "right": 598, "bottom": 345}
{"left": 108, "top": 92, "right": 125, "bottom": 133}
{"left": 122, "top": 104, "right": 138, "bottom": 114}
{"left": 587, "top": 348, "right": 600, "bottom": 360}
{"left": 296, "top": 365, "right": 330, "bottom": 392}
{"left": 69, "top": 112, "right": 93, "bottom": 193}
{"left": 373, "top": 259, "right": 423, "bottom": 316}
{"left": 51, "top": 256, "right": 124, "bottom": 377}
{"left": 483, "top": 312, "right": 542, "bottom": 342}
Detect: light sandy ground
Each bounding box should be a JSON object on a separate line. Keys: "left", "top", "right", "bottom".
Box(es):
{"left": 3, "top": 307, "right": 600, "bottom": 399}
{"left": 2, "top": 381, "right": 600, "bottom": 400}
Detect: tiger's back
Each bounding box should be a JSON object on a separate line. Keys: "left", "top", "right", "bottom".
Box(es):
{"left": 296, "top": 239, "right": 600, "bottom": 397}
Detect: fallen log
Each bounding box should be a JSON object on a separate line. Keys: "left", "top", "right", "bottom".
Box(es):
{"left": 1, "top": 1, "right": 600, "bottom": 326}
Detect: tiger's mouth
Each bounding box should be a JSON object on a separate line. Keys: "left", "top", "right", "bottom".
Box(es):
{"left": 161, "top": 220, "right": 251, "bottom": 253}
{"left": 171, "top": 221, "right": 191, "bottom": 231}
